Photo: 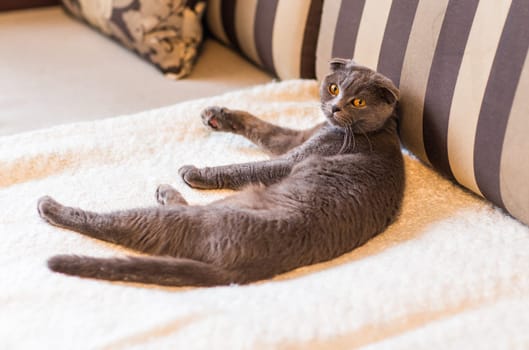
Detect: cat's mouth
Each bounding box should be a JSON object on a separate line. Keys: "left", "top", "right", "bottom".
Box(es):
{"left": 325, "top": 110, "right": 355, "bottom": 129}
{"left": 327, "top": 114, "right": 371, "bottom": 135}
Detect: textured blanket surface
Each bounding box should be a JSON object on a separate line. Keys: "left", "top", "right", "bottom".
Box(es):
{"left": 1, "top": 80, "right": 528, "bottom": 349}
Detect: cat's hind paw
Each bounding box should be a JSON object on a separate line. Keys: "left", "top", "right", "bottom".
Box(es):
{"left": 38, "top": 196, "right": 65, "bottom": 226}
{"left": 38, "top": 196, "right": 87, "bottom": 229}
{"left": 155, "top": 184, "right": 187, "bottom": 206}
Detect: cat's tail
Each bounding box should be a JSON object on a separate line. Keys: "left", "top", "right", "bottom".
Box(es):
{"left": 47, "top": 255, "right": 252, "bottom": 287}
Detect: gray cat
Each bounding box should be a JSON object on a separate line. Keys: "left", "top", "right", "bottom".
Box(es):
{"left": 37, "top": 58, "right": 405, "bottom": 287}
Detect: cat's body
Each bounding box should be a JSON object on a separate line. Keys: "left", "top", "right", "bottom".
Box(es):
{"left": 38, "top": 59, "right": 405, "bottom": 287}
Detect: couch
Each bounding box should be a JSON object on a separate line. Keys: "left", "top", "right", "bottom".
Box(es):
{"left": 0, "top": 5, "right": 273, "bottom": 136}
{"left": 1, "top": 2, "right": 528, "bottom": 349}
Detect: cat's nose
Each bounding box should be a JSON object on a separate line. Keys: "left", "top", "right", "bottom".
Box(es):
{"left": 332, "top": 106, "right": 341, "bottom": 114}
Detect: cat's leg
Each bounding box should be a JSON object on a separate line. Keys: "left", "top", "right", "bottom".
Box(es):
{"left": 201, "top": 107, "right": 323, "bottom": 155}
{"left": 37, "top": 196, "right": 200, "bottom": 257}
{"left": 179, "top": 159, "right": 292, "bottom": 190}
{"left": 155, "top": 184, "right": 188, "bottom": 206}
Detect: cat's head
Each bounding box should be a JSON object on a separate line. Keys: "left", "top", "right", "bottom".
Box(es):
{"left": 320, "top": 58, "right": 399, "bottom": 133}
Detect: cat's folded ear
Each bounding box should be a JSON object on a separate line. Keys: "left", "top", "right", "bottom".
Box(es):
{"left": 329, "top": 57, "right": 355, "bottom": 72}
{"left": 376, "top": 76, "right": 400, "bottom": 104}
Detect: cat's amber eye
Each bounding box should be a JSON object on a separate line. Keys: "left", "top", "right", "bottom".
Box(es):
{"left": 352, "top": 98, "right": 366, "bottom": 108}
{"left": 328, "top": 83, "right": 340, "bottom": 96}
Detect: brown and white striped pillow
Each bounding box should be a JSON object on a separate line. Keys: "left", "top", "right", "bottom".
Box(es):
{"left": 206, "top": 0, "right": 323, "bottom": 80}
{"left": 316, "top": 0, "right": 529, "bottom": 225}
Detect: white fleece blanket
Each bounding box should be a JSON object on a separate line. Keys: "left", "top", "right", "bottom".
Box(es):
{"left": 1, "top": 80, "right": 528, "bottom": 349}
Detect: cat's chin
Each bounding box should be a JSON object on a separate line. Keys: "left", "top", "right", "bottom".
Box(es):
{"left": 325, "top": 116, "right": 380, "bottom": 134}
{"left": 325, "top": 117, "right": 364, "bottom": 133}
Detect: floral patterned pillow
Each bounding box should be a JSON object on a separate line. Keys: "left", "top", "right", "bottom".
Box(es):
{"left": 62, "top": 0, "right": 206, "bottom": 79}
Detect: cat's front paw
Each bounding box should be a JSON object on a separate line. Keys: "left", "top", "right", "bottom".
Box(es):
{"left": 201, "top": 106, "right": 242, "bottom": 132}
{"left": 38, "top": 196, "right": 65, "bottom": 226}
{"left": 178, "top": 165, "right": 217, "bottom": 189}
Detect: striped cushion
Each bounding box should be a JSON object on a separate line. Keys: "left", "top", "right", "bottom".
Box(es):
{"left": 206, "top": 0, "right": 323, "bottom": 79}
{"left": 316, "top": 0, "right": 529, "bottom": 225}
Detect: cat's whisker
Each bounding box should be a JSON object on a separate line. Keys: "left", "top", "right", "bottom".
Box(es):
{"left": 338, "top": 128, "right": 347, "bottom": 154}
{"left": 351, "top": 127, "right": 357, "bottom": 152}
{"left": 357, "top": 125, "right": 373, "bottom": 153}
{"left": 339, "top": 124, "right": 355, "bottom": 154}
